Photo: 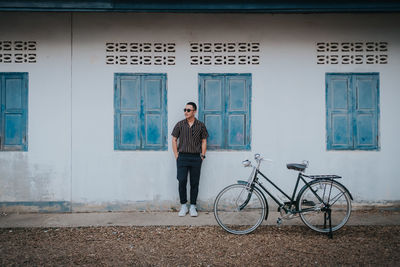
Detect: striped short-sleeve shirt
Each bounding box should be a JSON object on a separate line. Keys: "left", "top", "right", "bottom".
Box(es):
{"left": 171, "top": 118, "right": 208, "bottom": 153}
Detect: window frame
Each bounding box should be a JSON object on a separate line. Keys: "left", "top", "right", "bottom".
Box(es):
{"left": 0, "top": 72, "right": 29, "bottom": 152}
{"left": 198, "top": 73, "right": 251, "bottom": 151}
{"left": 114, "top": 73, "right": 168, "bottom": 151}
{"left": 326, "top": 72, "right": 380, "bottom": 151}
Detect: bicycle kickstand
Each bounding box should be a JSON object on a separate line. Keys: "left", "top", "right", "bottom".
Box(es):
{"left": 327, "top": 208, "right": 333, "bottom": 239}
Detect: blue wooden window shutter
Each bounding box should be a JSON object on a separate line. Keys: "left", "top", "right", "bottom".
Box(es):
{"left": 326, "top": 74, "right": 353, "bottom": 149}
{"left": 199, "top": 74, "right": 224, "bottom": 149}
{"left": 0, "top": 73, "right": 28, "bottom": 151}
{"left": 353, "top": 75, "right": 379, "bottom": 150}
{"left": 114, "top": 73, "right": 167, "bottom": 151}
{"left": 326, "top": 73, "right": 379, "bottom": 150}
{"left": 199, "top": 74, "right": 251, "bottom": 150}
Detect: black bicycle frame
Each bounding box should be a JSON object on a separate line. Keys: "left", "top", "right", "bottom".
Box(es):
{"left": 253, "top": 169, "right": 327, "bottom": 213}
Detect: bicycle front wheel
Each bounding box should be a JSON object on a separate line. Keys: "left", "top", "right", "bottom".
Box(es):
{"left": 214, "top": 184, "right": 267, "bottom": 235}
{"left": 297, "top": 180, "right": 352, "bottom": 233}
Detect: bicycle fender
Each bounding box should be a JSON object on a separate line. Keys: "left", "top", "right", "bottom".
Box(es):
{"left": 297, "top": 179, "right": 353, "bottom": 202}
{"left": 237, "top": 180, "right": 269, "bottom": 220}
{"left": 255, "top": 186, "right": 269, "bottom": 220}
{"left": 331, "top": 180, "right": 353, "bottom": 200}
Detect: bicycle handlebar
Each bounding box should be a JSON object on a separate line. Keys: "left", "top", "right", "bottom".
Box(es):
{"left": 246, "top": 153, "right": 307, "bottom": 170}
{"left": 254, "top": 153, "right": 272, "bottom": 163}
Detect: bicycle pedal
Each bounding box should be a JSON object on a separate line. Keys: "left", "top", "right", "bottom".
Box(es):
{"left": 276, "top": 218, "right": 282, "bottom": 226}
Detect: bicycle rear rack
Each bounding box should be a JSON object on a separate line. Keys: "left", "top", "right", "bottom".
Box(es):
{"left": 302, "top": 174, "right": 341, "bottom": 179}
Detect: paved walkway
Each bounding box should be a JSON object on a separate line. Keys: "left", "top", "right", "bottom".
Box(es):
{"left": 1, "top": 210, "right": 399, "bottom": 228}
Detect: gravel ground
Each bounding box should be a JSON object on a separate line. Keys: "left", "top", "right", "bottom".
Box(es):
{"left": 1, "top": 225, "right": 399, "bottom": 266}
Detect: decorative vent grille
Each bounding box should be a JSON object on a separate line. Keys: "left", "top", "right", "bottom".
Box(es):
{"left": 0, "top": 41, "right": 37, "bottom": 63}
{"left": 190, "top": 42, "right": 260, "bottom": 65}
{"left": 105, "top": 42, "right": 176, "bottom": 65}
{"left": 316, "top": 42, "right": 388, "bottom": 65}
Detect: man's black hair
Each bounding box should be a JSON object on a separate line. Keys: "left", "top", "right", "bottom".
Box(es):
{"left": 186, "top": 102, "right": 197, "bottom": 111}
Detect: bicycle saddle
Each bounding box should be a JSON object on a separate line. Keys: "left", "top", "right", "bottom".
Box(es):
{"left": 286, "top": 163, "right": 307, "bottom": 172}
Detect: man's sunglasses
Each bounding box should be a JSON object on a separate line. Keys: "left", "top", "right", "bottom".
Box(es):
{"left": 183, "top": 108, "right": 194, "bottom": 112}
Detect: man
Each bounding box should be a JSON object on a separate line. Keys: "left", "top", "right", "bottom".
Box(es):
{"left": 172, "top": 102, "right": 208, "bottom": 217}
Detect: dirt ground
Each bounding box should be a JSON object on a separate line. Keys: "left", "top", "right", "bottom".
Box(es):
{"left": 1, "top": 225, "right": 399, "bottom": 266}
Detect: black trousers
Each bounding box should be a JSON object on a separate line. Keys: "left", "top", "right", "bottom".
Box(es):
{"left": 176, "top": 153, "right": 202, "bottom": 205}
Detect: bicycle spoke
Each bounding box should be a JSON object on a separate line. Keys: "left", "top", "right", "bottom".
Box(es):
{"left": 214, "top": 184, "right": 267, "bottom": 235}
{"left": 329, "top": 191, "right": 345, "bottom": 206}
{"left": 320, "top": 182, "right": 327, "bottom": 204}
{"left": 234, "top": 188, "right": 247, "bottom": 207}
{"left": 298, "top": 180, "right": 351, "bottom": 233}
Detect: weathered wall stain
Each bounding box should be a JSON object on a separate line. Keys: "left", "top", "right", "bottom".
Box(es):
{"left": 0, "top": 201, "right": 70, "bottom": 213}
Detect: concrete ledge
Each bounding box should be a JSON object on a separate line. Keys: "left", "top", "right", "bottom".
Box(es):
{"left": 1, "top": 210, "right": 399, "bottom": 228}
{"left": 1, "top": 201, "right": 399, "bottom": 213}
{"left": 352, "top": 202, "right": 400, "bottom": 211}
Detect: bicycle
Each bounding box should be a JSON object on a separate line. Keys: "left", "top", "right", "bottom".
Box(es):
{"left": 213, "top": 154, "right": 353, "bottom": 237}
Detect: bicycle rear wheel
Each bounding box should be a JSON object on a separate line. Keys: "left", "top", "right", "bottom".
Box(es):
{"left": 214, "top": 184, "right": 267, "bottom": 235}
{"left": 297, "top": 180, "right": 352, "bottom": 233}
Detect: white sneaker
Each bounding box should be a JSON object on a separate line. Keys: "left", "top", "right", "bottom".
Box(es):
{"left": 189, "top": 205, "right": 198, "bottom": 217}
{"left": 178, "top": 204, "right": 188, "bottom": 217}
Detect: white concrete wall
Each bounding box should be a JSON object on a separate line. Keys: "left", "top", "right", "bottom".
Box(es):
{"left": 0, "top": 12, "right": 399, "bottom": 211}
{"left": 0, "top": 13, "right": 71, "bottom": 210}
